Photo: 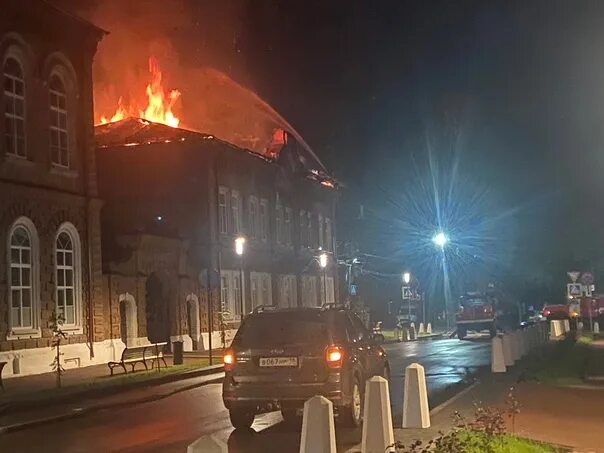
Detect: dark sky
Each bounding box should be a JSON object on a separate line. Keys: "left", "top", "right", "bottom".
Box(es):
{"left": 58, "top": 0, "right": 604, "bottom": 297}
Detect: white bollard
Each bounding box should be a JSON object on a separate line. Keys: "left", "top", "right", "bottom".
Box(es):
{"left": 362, "top": 376, "right": 395, "bottom": 453}
{"left": 418, "top": 323, "right": 425, "bottom": 335}
{"left": 594, "top": 322, "right": 600, "bottom": 334}
{"left": 550, "top": 320, "right": 560, "bottom": 339}
{"left": 410, "top": 322, "right": 416, "bottom": 331}
{"left": 491, "top": 336, "right": 506, "bottom": 373}
{"left": 426, "top": 323, "right": 432, "bottom": 334}
{"left": 402, "top": 363, "right": 430, "bottom": 428}
{"left": 300, "top": 396, "right": 336, "bottom": 453}
{"left": 502, "top": 333, "right": 514, "bottom": 367}
{"left": 564, "top": 319, "right": 570, "bottom": 333}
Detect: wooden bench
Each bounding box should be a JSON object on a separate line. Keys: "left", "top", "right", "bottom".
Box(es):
{"left": 108, "top": 342, "right": 168, "bottom": 376}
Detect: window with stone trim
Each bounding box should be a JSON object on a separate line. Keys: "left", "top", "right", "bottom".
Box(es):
{"left": 49, "top": 74, "right": 69, "bottom": 167}
{"left": 218, "top": 186, "right": 229, "bottom": 234}
{"left": 325, "top": 217, "right": 333, "bottom": 251}
{"left": 8, "top": 216, "right": 39, "bottom": 336}
{"left": 259, "top": 198, "right": 269, "bottom": 241}
{"left": 231, "top": 190, "right": 242, "bottom": 234}
{"left": 3, "top": 57, "right": 26, "bottom": 158}
{"left": 10, "top": 226, "right": 32, "bottom": 328}
{"left": 248, "top": 196, "right": 258, "bottom": 239}
{"left": 55, "top": 224, "right": 81, "bottom": 329}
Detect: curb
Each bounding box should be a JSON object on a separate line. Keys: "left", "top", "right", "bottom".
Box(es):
{"left": 0, "top": 372, "right": 225, "bottom": 434}
{"left": 384, "top": 333, "right": 444, "bottom": 344}
{"left": 0, "top": 364, "right": 225, "bottom": 417}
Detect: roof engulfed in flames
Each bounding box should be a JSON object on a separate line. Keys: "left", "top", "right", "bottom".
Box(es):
{"left": 99, "top": 57, "right": 180, "bottom": 128}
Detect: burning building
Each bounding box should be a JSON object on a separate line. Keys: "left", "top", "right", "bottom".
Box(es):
{"left": 95, "top": 117, "right": 337, "bottom": 350}
{"left": 0, "top": 0, "right": 337, "bottom": 377}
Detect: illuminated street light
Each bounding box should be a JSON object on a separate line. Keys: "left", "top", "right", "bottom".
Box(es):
{"left": 234, "top": 236, "right": 246, "bottom": 317}
{"left": 403, "top": 272, "right": 411, "bottom": 284}
{"left": 319, "top": 253, "right": 328, "bottom": 305}
{"left": 319, "top": 252, "right": 328, "bottom": 268}
{"left": 235, "top": 236, "right": 246, "bottom": 256}
{"left": 432, "top": 232, "right": 448, "bottom": 248}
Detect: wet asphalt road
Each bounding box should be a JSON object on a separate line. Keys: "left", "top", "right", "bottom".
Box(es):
{"left": 0, "top": 337, "right": 490, "bottom": 453}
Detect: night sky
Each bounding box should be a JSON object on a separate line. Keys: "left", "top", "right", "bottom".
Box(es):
{"left": 57, "top": 0, "right": 604, "bottom": 302}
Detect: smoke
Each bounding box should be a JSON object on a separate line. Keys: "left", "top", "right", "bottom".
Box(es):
{"left": 52, "top": 0, "right": 298, "bottom": 155}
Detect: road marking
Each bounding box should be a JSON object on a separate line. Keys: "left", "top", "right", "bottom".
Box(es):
{"left": 428, "top": 380, "right": 480, "bottom": 417}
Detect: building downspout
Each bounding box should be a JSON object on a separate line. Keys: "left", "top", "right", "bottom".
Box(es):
{"left": 87, "top": 204, "right": 95, "bottom": 359}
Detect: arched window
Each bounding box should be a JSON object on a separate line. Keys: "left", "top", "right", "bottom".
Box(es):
{"left": 3, "top": 57, "right": 25, "bottom": 158}
{"left": 49, "top": 74, "right": 68, "bottom": 167}
{"left": 8, "top": 217, "right": 39, "bottom": 336}
{"left": 55, "top": 223, "right": 81, "bottom": 328}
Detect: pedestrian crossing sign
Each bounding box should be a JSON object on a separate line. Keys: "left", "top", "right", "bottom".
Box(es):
{"left": 402, "top": 286, "right": 412, "bottom": 299}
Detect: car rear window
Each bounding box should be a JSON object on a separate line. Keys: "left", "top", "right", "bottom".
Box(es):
{"left": 233, "top": 311, "right": 331, "bottom": 348}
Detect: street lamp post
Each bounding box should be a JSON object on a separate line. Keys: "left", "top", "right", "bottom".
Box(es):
{"left": 403, "top": 272, "right": 411, "bottom": 319}
{"left": 432, "top": 230, "right": 449, "bottom": 329}
{"left": 319, "top": 252, "right": 328, "bottom": 305}
{"left": 235, "top": 237, "right": 246, "bottom": 318}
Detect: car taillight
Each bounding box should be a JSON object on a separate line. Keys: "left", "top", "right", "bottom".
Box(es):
{"left": 543, "top": 310, "right": 550, "bottom": 317}
{"left": 325, "top": 345, "right": 344, "bottom": 368}
{"left": 223, "top": 350, "right": 235, "bottom": 371}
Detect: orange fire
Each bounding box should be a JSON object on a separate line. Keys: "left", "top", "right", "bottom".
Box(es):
{"left": 99, "top": 57, "right": 180, "bottom": 128}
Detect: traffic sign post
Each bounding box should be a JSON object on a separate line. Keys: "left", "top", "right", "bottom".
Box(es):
{"left": 580, "top": 272, "right": 594, "bottom": 286}
{"left": 567, "top": 283, "right": 582, "bottom": 298}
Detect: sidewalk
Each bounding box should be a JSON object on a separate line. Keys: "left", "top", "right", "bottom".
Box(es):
{"left": 0, "top": 370, "right": 225, "bottom": 433}
{"left": 585, "top": 338, "right": 604, "bottom": 382}
{"left": 0, "top": 354, "right": 224, "bottom": 419}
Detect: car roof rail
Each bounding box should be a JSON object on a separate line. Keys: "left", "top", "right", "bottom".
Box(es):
{"left": 251, "top": 305, "right": 278, "bottom": 314}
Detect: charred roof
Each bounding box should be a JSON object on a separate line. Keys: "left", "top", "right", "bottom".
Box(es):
{"left": 95, "top": 117, "right": 337, "bottom": 189}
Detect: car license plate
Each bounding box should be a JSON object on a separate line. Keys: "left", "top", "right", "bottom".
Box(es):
{"left": 259, "top": 357, "right": 298, "bottom": 367}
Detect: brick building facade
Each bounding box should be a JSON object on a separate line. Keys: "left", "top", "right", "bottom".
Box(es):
{"left": 0, "top": 1, "right": 338, "bottom": 378}
{"left": 0, "top": 1, "right": 116, "bottom": 377}
{"left": 96, "top": 119, "right": 338, "bottom": 351}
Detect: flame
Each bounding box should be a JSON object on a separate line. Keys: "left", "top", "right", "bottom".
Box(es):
{"left": 98, "top": 57, "right": 180, "bottom": 128}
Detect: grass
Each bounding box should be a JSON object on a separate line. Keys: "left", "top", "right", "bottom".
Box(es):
{"left": 523, "top": 335, "right": 592, "bottom": 386}
{"left": 454, "top": 430, "right": 564, "bottom": 452}
{"left": 0, "top": 358, "right": 211, "bottom": 405}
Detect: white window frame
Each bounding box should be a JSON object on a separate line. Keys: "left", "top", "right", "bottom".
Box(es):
{"left": 279, "top": 274, "right": 297, "bottom": 308}
{"left": 7, "top": 216, "right": 40, "bottom": 339}
{"left": 320, "top": 276, "right": 335, "bottom": 305}
{"left": 275, "top": 194, "right": 283, "bottom": 244}
{"left": 325, "top": 217, "right": 332, "bottom": 251}
{"left": 54, "top": 222, "right": 82, "bottom": 332}
{"left": 250, "top": 272, "right": 272, "bottom": 309}
{"left": 301, "top": 275, "right": 318, "bottom": 307}
{"left": 248, "top": 196, "right": 258, "bottom": 239}
{"left": 220, "top": 270, "right": 244, "bottom": 319}
{"left": 3, "top": 56, "right": 26, "bottom": 158}
{"left": 307, "top": 212, "right": 313, "bottom": 247}
{"left": 218, "top": 186, "right": 229, "bottom": 235}
{"left": 259, "top": 198, "right": 269, "bottom": 242}
{"left": 318, "top": 214, "right": 324, "bottom": 249}
{"left": 231, "top": 190, "right": 242, "bottom": 234}
{"left": 49, "top": 73, "right": 69, "bottom": 168}
{"left": 299, "top": 210, "right": 306, "bottom": 247}
{"left": 284, "top": 207, "right": 292, "bottom": 246}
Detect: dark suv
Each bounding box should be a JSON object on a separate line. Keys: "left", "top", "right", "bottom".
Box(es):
{"left": 222, "top": 306, "right": 390, "bottom": 429}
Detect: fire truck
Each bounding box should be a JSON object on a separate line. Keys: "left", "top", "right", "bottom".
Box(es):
{"left": 455, "top": 291, "right": 498, "bottom": 340}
